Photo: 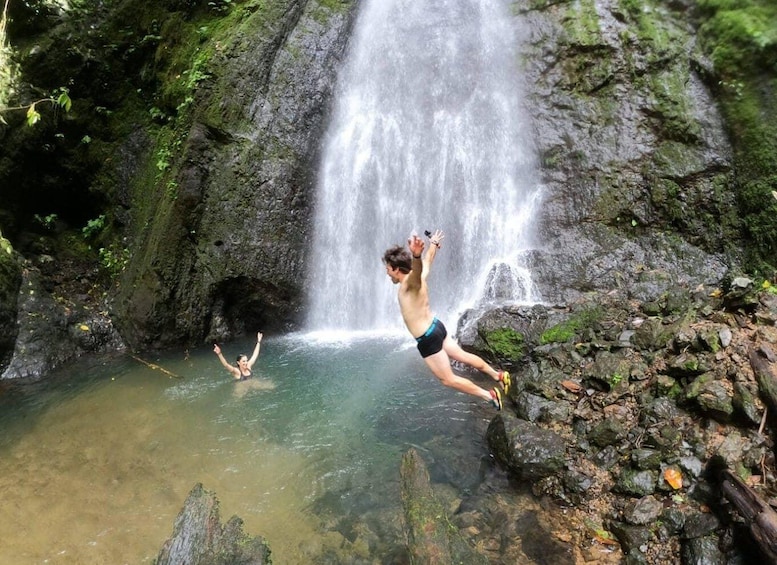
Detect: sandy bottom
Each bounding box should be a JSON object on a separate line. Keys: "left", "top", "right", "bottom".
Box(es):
{"left": 0, "top": 372, "right": 336, "bottom": 564}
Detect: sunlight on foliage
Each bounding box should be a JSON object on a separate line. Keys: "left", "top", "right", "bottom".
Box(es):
{"left": 0, "top": 0, "right": 72, "bottom": 126}
{"left": 0, "top": 228, "right": 12, "bottom": 255}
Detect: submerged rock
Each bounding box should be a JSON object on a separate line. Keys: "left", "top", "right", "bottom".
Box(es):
{"left": 155, "top": 483, "right": 271, "bottom": 565}
{"left": 399, "top": 448, "right": 488, "bottom": 565}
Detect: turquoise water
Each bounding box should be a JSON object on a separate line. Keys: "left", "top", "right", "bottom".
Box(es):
{"left": 0, "top": 332, "right": 499, "bottom": 564}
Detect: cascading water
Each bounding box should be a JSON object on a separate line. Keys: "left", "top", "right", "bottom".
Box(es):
{"left": 307, "top": 0, "right": 542, "bottom": 333}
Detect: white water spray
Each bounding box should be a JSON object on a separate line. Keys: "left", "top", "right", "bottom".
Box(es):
{"left": 307, "top": 0, "right": 541, "bottom": 332}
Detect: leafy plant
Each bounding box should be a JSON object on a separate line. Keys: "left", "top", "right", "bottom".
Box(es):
{"left": 609, "top": 373, "right": 624, "bottom": 386}
{"left": 99, "top": 246, "right": 129, "bottom": 276}
{"left": 33, "top": 213, "right": 59, "bottom": 230}
{"left": 1, "top": 89, "right": 72, "bottom": 126}
{"left": 82, "top": 215, "right": 106, "bottom": 239}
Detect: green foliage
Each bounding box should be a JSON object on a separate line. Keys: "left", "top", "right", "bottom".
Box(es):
{"left": 99, "top": 245, "right": 129, "bottom": 277}
{"left": 34, "top": 213, "right": 59, "bottom": 229}
{"left": 761, "top": 280, "right": 777, "bottom": 295}
{"left": 0, "top": 229, "right": 12, "bottom": 255}
{"left": 156, "top": 147, "right": 172, "bottom": 171}
{"left": 82, "top": 215, "right": 106, "bottom": 239}
{"left": 695, "top": 0, "right": 777, "bottom": 272}
{"left": 1, "top": 88, "right": 72, "bottom": 126}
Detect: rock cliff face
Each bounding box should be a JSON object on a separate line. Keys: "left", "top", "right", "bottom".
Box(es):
{"left": 517, "top": 0, "right": 738, "bottom": 306}
{"left": 112, "top": 0, "right": 358, "bottom": 348}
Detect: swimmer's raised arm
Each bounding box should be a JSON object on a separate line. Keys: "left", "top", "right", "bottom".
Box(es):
{"left": 247, "top": 332, "right": 263, "bottom": 368}
{"left": 214, "top": 344, "right": 240, "bottom": 378}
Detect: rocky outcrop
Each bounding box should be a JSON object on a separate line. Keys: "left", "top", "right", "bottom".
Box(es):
{"left": 468, "top": 279, "right": 777, "bottom": 563}
{"left": 1, "top": 259, "right": 124, "bottom": 380}
{"left": 155, "top": 483, "right": 271, "bottom": 565}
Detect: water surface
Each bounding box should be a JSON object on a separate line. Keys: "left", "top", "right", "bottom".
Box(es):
{"left": 0, "top": 333, "right": 503, "bottom": 564}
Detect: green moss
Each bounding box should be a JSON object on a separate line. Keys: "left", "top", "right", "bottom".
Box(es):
{"left": 697, "top": 0, "right": 777, "bottom": 76}
{"left": 619, "top": 0, "right": 688, "bottom": 61}
{"left": 647, "top": 71, "right": 702, "bottom": 143}
{"left": 481, "top": 327, "right": 525, "bottom": 361}
{"left": 562, "top": 0, "right": 601, "bottom": 47}
{"left": 541, "top": 307, "right": 603, "bottom": 344}
{"left": 695, "top": 0, "right": 777, "bottom": 273}
{"left": 312, "top": 0, "right": 352, "bottom": 23}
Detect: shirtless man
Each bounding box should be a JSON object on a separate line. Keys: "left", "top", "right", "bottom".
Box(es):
{"left": 382, "top": 230, "right": 510, "bottom": 410}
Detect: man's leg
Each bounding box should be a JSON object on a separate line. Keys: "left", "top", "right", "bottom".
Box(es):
{"left": 423, "top": 350, "right": 493, "bottom": 402}
{"left": 442, "top": 337, "right": 499, "bottom": 380}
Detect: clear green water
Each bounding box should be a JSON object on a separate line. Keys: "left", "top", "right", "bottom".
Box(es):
{"left": 0, "top": 333, "right": 498, "bottom": 564}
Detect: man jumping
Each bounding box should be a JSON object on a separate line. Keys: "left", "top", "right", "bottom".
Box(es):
{"left": 382, "top": 229, "right": 510, "bottom": 410}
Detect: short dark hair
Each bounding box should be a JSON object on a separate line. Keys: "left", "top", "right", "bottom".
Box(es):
{"left": 383, "top": 245, "right": 412, "bottom": 273}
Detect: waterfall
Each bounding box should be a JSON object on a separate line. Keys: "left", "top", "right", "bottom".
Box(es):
{"left": 306, "top": 0, "right": 541, "bottom": 333}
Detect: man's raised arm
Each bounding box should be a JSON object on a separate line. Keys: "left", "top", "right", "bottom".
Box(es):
{"left": 422, "top": 229, "right": 444, "bottom": 279}
{"left": 406, "top": 234, "right": 425, "bottom": 290}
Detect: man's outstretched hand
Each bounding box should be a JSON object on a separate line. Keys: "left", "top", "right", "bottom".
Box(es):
{"left": 428, "top": 229, "right": 444, "bottom": 248}
{"left": 408, "top": 234, "right": 424, "bottom": 257}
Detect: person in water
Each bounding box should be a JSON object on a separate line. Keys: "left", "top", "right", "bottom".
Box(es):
{"left": 382, "top": 230, "right": 510, "bottom": 410}
{"left": 213, "top": 332, "right": 263, "bottom": 381}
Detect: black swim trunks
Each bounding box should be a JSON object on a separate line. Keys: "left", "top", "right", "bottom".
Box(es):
{"left": 415, "top": 318, "right": 447, "bottom": 358}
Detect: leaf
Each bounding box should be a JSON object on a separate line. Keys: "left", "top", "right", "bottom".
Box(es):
{"left": 26, "top": 104, "right": 41, "bottom": 126}
{"left": 593, "top": 533, "right": 619, "bottom": 546}
{"left": 561, "top": 380, "right": 582, "bottom": 393}
{"left": 709, "top": 288, "right": 723, "bottom": 298}
{"left": 664, "top": 467, "right": 683, "bottom": 489}
{"left": 57, "top": 92, "right": 72, "bottom": 112}
{"left": 79, "top": 324, "right": 90, "bottom": 331}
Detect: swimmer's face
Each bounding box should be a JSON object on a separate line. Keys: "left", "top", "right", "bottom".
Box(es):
{"left": 237, "top": 355, "right": 248, "bottom": 367}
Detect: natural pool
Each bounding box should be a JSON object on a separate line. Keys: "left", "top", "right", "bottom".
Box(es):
{"left": 0, "top": 332, "right": 513, "bottom": 564}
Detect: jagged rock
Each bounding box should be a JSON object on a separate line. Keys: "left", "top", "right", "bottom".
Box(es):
{"left": 615, "top": 469, "right": 658, "bottom": 497}
{"left": 155, "top": 483, "right": 271, "bottom": 565}
{"left": 681, "top": 535, "right": 726, "bottom": 565}
{"left": 2, "top": 264, "right": 124, "bottom": 379}
{"left": 0, "top": 249, "right": 21, "bottom": 372}
{"left": 486, "top": 413, "right": 566, "bottom": 481}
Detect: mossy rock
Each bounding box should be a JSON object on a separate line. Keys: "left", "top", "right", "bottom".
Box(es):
{"left": 480, "top": 327, "right": 525, "bottom": 362}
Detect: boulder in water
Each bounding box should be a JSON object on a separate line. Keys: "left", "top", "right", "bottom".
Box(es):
{"left": 155, "top": 483, "right": 271, "bottom": 565}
